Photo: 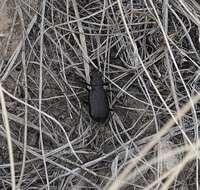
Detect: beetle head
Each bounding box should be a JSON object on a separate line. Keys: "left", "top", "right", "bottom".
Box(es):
{"left": 90, "top": 70, "right": 104, "bottom": 86}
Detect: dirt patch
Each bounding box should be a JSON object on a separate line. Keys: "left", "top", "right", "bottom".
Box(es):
{"left": 0, "top": 2, "right": 10, "bottom": 35}
{"left": 0, "top": 0, "right": 39, "bottom": 59}
{"left": 0, "top": 0, "right": 20, "bottom": 59}
{"left": 0, "top": 1, "right": 10, "bottom": 57}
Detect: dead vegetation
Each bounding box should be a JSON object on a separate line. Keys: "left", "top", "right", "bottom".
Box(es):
{"left": 0, "top": 0, "right": 200, "bottom": 189}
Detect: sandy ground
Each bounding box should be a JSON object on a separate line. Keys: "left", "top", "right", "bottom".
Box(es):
{"left": 0, "top": 0, "right": 38, "bottom": 59}
{"left": 0, "top": 1, "right": 19, "bottom": 59}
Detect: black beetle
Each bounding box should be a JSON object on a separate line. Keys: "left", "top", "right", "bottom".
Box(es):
{"left": 88, "top": 69, "right": 110, "bottom": 122}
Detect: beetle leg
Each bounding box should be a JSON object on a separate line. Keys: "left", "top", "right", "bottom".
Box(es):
{"left": 80, "top": 81, "right": 91, "bottom": 86}
{"left": 80, "top": 95, "right": 89, "bottom": 105}
{"left": 83, "top": 99, "right": 89, "bottom": 105}
{"left": 109, "top": 108, "right": 114, "bottom": 111}
{"left": 106, "top": 88, "right": 118, "bottom": 93}
{"left": 103, "top": 82, "right": 109, "bottom": 86}
{"left": 79, "top": 81, "right": 91, "bottom": 91}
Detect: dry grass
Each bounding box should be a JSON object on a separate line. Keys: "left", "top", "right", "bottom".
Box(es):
{"left": 0, "top": 0, "right": 200, "bottom": 189}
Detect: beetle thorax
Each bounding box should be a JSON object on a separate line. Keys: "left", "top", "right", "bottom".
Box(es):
{"left": 90, "top": 71, "right": 104, "bottom": 86}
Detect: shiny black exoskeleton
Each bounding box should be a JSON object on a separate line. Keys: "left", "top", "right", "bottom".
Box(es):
{"left": 88, "top": 70, "right": 109, "bottom": 122}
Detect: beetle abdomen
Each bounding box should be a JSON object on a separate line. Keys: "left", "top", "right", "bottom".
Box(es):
{"left": 89, "top": 87, "right": 109, "bottom": 122}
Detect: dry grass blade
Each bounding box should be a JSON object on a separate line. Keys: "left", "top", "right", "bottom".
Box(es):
{"left": 1, "top": 0, "right": 200, "bottom": 189}
{"left": 107, "top": 92, "right": 200, "bottom": 190}
{"left": 71, "top": 0, "right": 90, "bottom": 82}
{"left": 38, "top": 0, "right": 50, "bottom": 189}
{"left": 0, "top": 83, "right": 16, "bottom": 189}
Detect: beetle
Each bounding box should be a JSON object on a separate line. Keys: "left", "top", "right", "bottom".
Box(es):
{"left": 88, "top": 69, "right": 110, "bottom": 122}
